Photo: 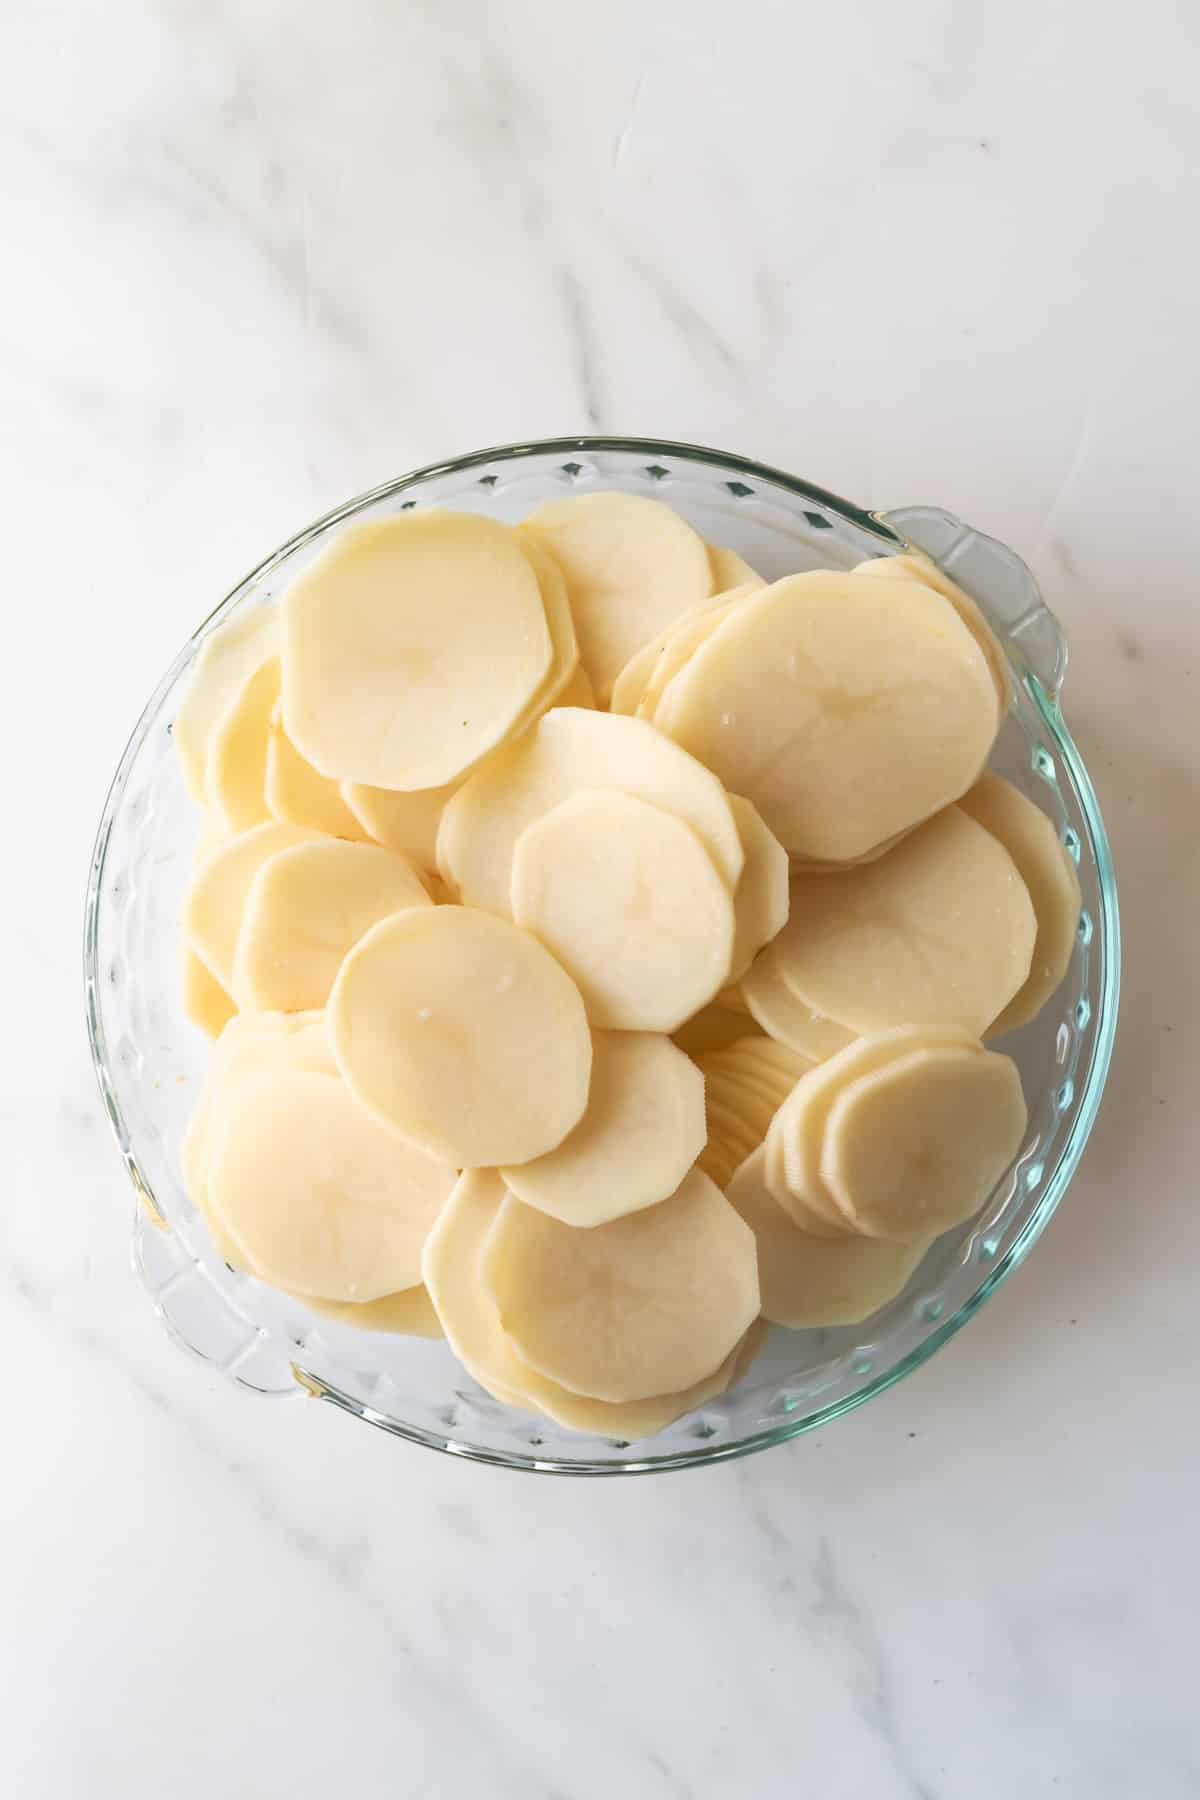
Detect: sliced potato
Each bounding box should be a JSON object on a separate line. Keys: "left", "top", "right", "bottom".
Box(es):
{"left": 822, "top": 1045, "right": 1027, "bottom": 1238}
{"left": 655, "top": 570, "right": 999, "bottom": 861}
{"left": 181, "top": 948, "right": 236, "bottom": 1039}
{"left": 673, "top": 1000, "right": 764, "bottom": 1057}
{"left": 727, "top": 795, "right": 789, "bottom": 982}
{"left": 175, "top": 603, "right": 280, "bottom": 803}
{"left": 340, "top": 777, "right": 460, "bottom": 875}
{"left": 182, "top": 819, "right": 321, "bottom": 989}
{"left": 854, "top": 551, "right": 1013, "bottom": 715}
{"left": 423, "top": 1171, "right": 759, "bottom": 1438}
{"left": 232, "top": 839, "right": 432, "bottom": 1013}
{"left": 330, "top": 905, "right": 591, "bottom": 1167}
{"left": 265, "top": 700, "right": 370, "bottom": 840}
{"left": 209, "top": 1069, "right": 455, "bottom": 1301}
{"left": 698, "top": 1036, "right": 813, "bottom": 1142}
{"left": 776, "top": 807, "right": 1036, "bottom": 1037}
{"left": 206, "top": 657, "right": 279, "bottom": 832}
{"left": 727, "top": 1148, "right": 929, "bottom": 1327}
{"left": 481, "top": 1168, "right": 759, "bottom": 1403}
{"left": 707, "top": 543, "right": 765, "bottom": 593}
{"left": 438, "top": 707, "right": 744, "bottom": 918}
{"left": 635, "top": 593, "right": 751, "bottom": 722}
{"left": 501, "top": 1031, "right": 706, "bottom": 1226}
{"left": 511, "top": 788, "right": 735, "bottom": 1032}
{"left": 608, "top": 597, "right": 721, "bottom": 717}
{"left": 300, "top": 1285, "right": 443, "bottom": 1337}
{"left": 959, "top": 773, "right": 1082, "bottom": 1034}
{"left": 553, "top": 661, "right": 595, "bottom": 710}
{"left": 522, "top": 492, "right": 713, "bottom": 704}
{"left": 282, "top": 511, "right": 552, "bottom": 789}
{"left": 740, "top": 944, "right": 855, "bottom": 1059}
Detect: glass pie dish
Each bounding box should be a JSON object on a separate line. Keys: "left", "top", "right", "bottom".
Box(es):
{"left": 84, "top": 436, "right": 1119, "bottom": 1475}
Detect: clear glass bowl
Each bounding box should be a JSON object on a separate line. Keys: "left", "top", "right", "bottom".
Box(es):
{"left": 84, "top": 437, "right": 1119, "bottom": 1475}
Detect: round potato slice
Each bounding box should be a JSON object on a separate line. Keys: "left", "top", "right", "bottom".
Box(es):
{"left": 727, "top": 1149, "right": 929, "bottom": 1327}
{"left": 822, "top": 1045, "right": 1027, "bottom": 1239}
{"left": 707, "top": 543, "right": 765, "bottom": 594}
{"left": 341, "top": 776, "right": 461, "bottom": 876}
{"left": 209, "top": 1069, "right": 455, "bottom": 1302}
{"left": 853, "top": 551, "right": 1013, "bottom": 716}
{"left": 501, "top": 1031, "right": 705, "bottom": 1227}
{"left": 727, "top": 795, "right": 789, "bottom": 983}
{"left": 175, "top": 603, "right": 280, "bottom": 803}
{"left": 655, "top": 570, "right": 999, "bottom": 862}
{"left": 481, "top": 1168, "right": 759, "bottom": 1403}
{"left": 330, "top": 905, "right": 591, "bottom": 1167}
{"left": 673, "top": 1000, "right": 764, "bottom": 1057}
{"left": 608, "top": 597, "right": 722, "bottom": 717}
{"left": 181, "top": 948, "right": 236, "bottom": 1040}
{"left": 521, "top": 491, "right": 713, "bottom": 704}
{"left": 207, "top": 656, "right": 280, "bottom": 832}
{"left": 265, "top": 700, "right": 370, "bottom": 840}
{"left": 182, "top": 819, "right": 321, "bottom": 990}
{"left": 232, "top": 839, "right": 432, "bottom": 1013}
{"left": 300, "top": 1285, "right": 443, "bottom": 1337}
{"left": 635, "top": 593, "right": 752, "bottom": 723}
{"left": 423, "top": 1170, "right": 760, "bottom": 1438}
{"left": 775, "top": 807, "right": 1036, "bottom": 1038}
{"left": 282, "top": 510, "right": 553, "bottom": 789}
{"left": 959, "top": 773, "right": 1082, "bottom": 1034}
{"left": 764, "top": 1025, "right": 978, "bottom": 1230}
{"left": 511, "top": 789, "right": 735, "bottom": 1032}
{"left": 439, "top": 707, "right": 743, "bottom": 918}
{"left": 740, "top": 944, "right": 855, "bottom": 1060}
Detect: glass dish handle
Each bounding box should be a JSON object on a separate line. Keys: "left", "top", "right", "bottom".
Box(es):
{"left": 879, "top": 505, "right": 1068, "bottom": 702}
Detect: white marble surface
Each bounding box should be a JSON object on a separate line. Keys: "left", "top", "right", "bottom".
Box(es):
{"left": 3, "top": 1, "right": 1199, "bottom": 1793}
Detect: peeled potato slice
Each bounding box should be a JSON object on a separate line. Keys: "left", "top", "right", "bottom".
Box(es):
{"left": 206, "top": 656, "right": 279, "bottom": 832}
{"left": 501, "top": 1031, "right": 705, "bottom": 1226}
{"left": 959, "top": 773, "right": 1081, "bottom": 1034}
{"left": 727, "top": 795, "right": 789, "bottom": 982}
{"left": 232, "top": 839, "right": 432, "bottom": 1012}
{"left": 481, "top": 1168, "right": 759, "bottom": 1403}
{"left": 522, "top": 492, "right": 713, "bottom": 704}
{"left": 282, "top": 511, "right": 553, "bottom": 789}
{"left": 181, "top": 948, "right": 236, "bottom": 1039}
{"left": 698, "top": 1036, "right": 813, "bottom": 1143}
{"left": 341, "top": 776, "right": 460, "bottom": 875}
{"left": 707, "top": 543, "right": 765, "bottom": 593}
{"left": 175, "top": 603, "right": 280, "bottom": 803}
{"left": 741, "top": 944, "right": 855, "bottom": 1060}
{"left": 439, "top": 707, "right": 743, "bottom": 918}
{"left": 635, "top": 593, "right": 752, "bottom": 722}
{"left": 673, "top": 1000, "right": 764, "bottom": 1057}
{"left": 300, "top": 1285, "right": 443, "bottom": 1337}
{"left": 423, "top": 1171, "right": 759, "bottom": 1438}
{"left": 854, "top": 551, "right": 1013, "bottom": 715}
{"left": 655, "top": 570, "right": 999, "bottom": 861}
{"left": 608, "top": 597, "right": 721, "bottom": 717}
{"left": 209, "top": 1069, "right": 454, "bottom": 1301}
{"left": 822, "top": 1045, "right": 1027, "bottom": 1239}
{"left": 511, "top": 789, "right": 735, "bottom": 1032}
{"left": 182, "top": 819, "right": 320, "bottom": 989}
{"left": 727, "top": 1149, "right": 929, "bottom": 1327}
{"left": 265, "top": 700, "right": 370, "bottom": 840}
{"left": 330, "top": 905, "right": 591, "bottom": 1167}
{"left": 775, "top": 807, "right": 1036, "bottom": 1037}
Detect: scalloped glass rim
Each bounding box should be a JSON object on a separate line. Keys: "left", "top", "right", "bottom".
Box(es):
{"left": 84, "top": 435, "right": 1120, "bottom": 1476}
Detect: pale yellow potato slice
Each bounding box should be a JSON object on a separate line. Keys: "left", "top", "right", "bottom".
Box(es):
{"left": 655, "top": 570, "right": 999, "bottom": 861}
{"left": 438, "top": 707, "right": 743, "bottom": 917}
{"left": 959, "top": 773, "right": 1082, "bottom": 1034}
{"left": 510, "top": 789, "right": 735, "bottom": 1032}
{"left": 282, "top": 510, "right": 552, "bottom": 789}
{"left": 740, "top": 944, "right": 855, "bottom": 1060}
{"left": 822, "top": 1045, "right": 1027, "bottom": 1239}
{"left": 265, "top": 700, "right": 370, "bottom": 840}
{"left": 181, "top": 819, "right": 321, "bottom": 990}
{"left": 194, "top": 811, "right": 231, "bottom": 864}
{"left": 330, "top": 905, "right": 591, "bottom": 1167}
{"left": 765, "top": 1025, "right": 978, "bottom": 1230}
{"left": 706, "top": 543, "right": 765, "bottom": 593}
{"left": 637, "top": 596, "right": 758, "bottom": 724}
{"left": 423, "top": 1170, "right": 760, "bottom": 1438}
{"left": 501, "top": 1031, "right": 705, "bottom": 1226}
{"left": 775, "top": 807, "right": 1036, "bottom": 1037}
{"left": 481, "top": 1167, "right": 758, "bottom": 1403}
{"left": 340, "top": 776, "right": 460, "bottom": 875}
{"left": 726, "top": 795, "right": 789, "bottom": 982}
{"left": 180, "top": 948, "right": 236, "bottom": 1039}
{"left": 727, "top": 1148, "right": 930, "bottom": 1327}
{"left": 608, "top": 595, "right": 729, "bottom": 717}
{"left": 854, "top": 551, "right": 1013, "bottom": 716}
{"left": 673, "top": 1000, "right": 764, "bottom": 1057}
{"left": 522, "top": 492, "right": 713, "bottom": 703}
{"left": 209, "top": 1069, "right": 454, "bottom": 1302}
{"left": 698, "top": 1036, "right": 813, "bottom": 1141}
{"left": 206, "top": 657, "right": 280, "bottom": 832}
{"left": 232, "top": 839, "right": 432, "bottom": 1013}
{"left": 300, "top": 1285, "right": 443, "bottom": 1337}
{"left": 175, "top": 603, "right": 280, "bottom": 803}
